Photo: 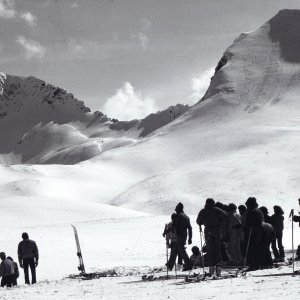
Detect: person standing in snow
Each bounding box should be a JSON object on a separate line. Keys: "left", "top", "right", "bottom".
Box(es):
{"left": 270, "top": 205, "right": 285, "bottom": 262}
{"left": 163, "top": 213, "right": 182, "bottom": 270}
{"left": 7, "top": 257, "right": 19, "bottom": 286}
{"left": 244, "top": 197, "right": 264, "bottom": 271}
{"left": 175, "top": 202, "right": 193, "bottom": 271}
{"left": 196, "top": 198, "right": 227, "bottom": 276}
{"left": 0, "top": 252, "right": 15, "bottom": 287}
{"left": 227, "top": 203, "right": 243, "bottom": 265}
{"left": 18, "top": 232, "right": 39, "bottom": 284}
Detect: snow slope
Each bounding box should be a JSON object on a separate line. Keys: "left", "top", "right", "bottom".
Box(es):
{"left": 1, "top": 9, "right": 300, "bottom": 299}
{"left": 0, "top": 74, "right": 188, "bottom": 164}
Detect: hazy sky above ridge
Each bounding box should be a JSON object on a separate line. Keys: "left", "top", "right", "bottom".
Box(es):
{"left": 0, "top": 0, "right": 299, "bottom": 120}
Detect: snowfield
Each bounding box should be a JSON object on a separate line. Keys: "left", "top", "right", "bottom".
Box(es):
{"left": 2, "top": 9, "right": 300, "bottom": 299}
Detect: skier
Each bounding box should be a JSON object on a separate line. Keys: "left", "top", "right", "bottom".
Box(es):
{"left": 260, "top": 222, "right": 276, "bottom": 268}
{"left": 18, "top": 232, "right": 39, "bottom": 284}
{"left": 259, "top": 206, "right": 272, "bottom": 224}
{"left": 227, "top": 203, "right": 243, "bottom": 265}
{"left": 215, "top": 202, "right": 230, "bottom": 264}
{"left": 189, "top": 246, "right": 203, "bottom": 268}
{"left": 270, "top": 205, "right": 285, "bottom": 262}
{"left": 196, "top": 198, "right": 227, "bottom": 276}
{"left": 7, "top": 257, "right": 19, "bottom": 286}
{"left": 175, "top": 202, "right": 193, "bottom": 271}
{"left": 244, "top": 197, "right": 264, "bottom": 271}
{"left": 163, "top": 213, "right": 182, "bottom": 270}
{"left": 0, "top": 252, "right": 15, "bottom": 287}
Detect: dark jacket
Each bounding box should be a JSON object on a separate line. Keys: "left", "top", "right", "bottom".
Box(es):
{"left": 244, "top": 208, "right": 264, "bottom": 237}
{"left": 0, "top": 259, "right": 14, "bottom": 277}
{"left": 18, "top": 239, "right": 39, "bottom": 263}
{"left": 270, "top": 214, "right": 284, "bottom": 234}
{"left": 176, "top": 212, "right": 192, "bottom": 242}
{"left": 13, "top": 262, "right": 19, "bottom": 279}
{"left": 263, "top": 215, "right": 272, "bottom": 224}
{"left": 262, "top": 222, "right": 276, "bottom": 243}
{"left": 196, "top": 206, "right": 227, "bottom": 236}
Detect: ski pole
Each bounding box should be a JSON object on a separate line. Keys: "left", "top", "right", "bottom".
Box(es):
{"left": 164, "top": 224, "right": 169, "bottom": 279}
{"left": 289, "top": 209, "right": 295, "bottom": 275}
{"left": 199, "top": 226, "right": 206, "bottom": 276}
{"left": 242, "top": 227, "right": 252, "bottom": 273}
{"left": 174, "top": 261, "right": 177, "bottom": 279}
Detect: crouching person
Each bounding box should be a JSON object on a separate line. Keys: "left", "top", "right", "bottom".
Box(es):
{"left": 189, "top": 246, "right": 203, "bottom": 268}
{"left": 0, "top": 252, "right": 15, "bottom": 288}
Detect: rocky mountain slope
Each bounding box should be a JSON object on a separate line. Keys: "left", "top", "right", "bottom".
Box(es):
{"left": 0, "top": 74, "right": 189, "bottom": 164}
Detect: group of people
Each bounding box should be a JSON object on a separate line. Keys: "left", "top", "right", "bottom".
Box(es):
{"left": 0, "top": 232, "right": 39, "bottom": 287}
{"left": 163, "top": 197, "right": 287, "bottom": 277}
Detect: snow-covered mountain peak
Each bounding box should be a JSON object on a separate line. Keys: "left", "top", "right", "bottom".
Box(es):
{"left": 200, "top": 9, "right": 300, "bottom": 114}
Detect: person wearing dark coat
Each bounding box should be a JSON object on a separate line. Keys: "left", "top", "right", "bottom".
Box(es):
{"left": 244, "top": 197, "right": 264, "bottom": 271}
{"left": 189, "top": 246, "right": 203, "bottom": 268}
{"left": 196, "top": 198, "right": 227, "bottom": 276}
{"left": 260, "top": 222, "right": 276, "bottom": 268}
{"left": 0, "top": 252, "right": 15, "bottom": 288}
{"left": 175, "top": 203, "right": 192, "bottom": 271}
{"left": 215, "top": 202, "right": 230, "bottom": 264}
{"left": 259, "top": 206, "right": 272, "bottom": 224}
{"left": 270, "top": 205, "right": 285, "bottom": 262}
{"left": 7, "top": 257, "right": 19, "bottom": 286}
{"left": 163, "top": 213, "right": 182, "bottom": 270}
{"left": 18, "top": 232, "right": 39, "bottom": 285}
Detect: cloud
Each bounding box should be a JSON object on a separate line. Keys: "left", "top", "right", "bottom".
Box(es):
{"left": 0, "top": 0, "right": 16, "bottom": 19}
{"left": 20, "top": 11, "right": 37, "bottom": 26}
{"left": 16, "top": 36, "right": 46, "bottom": 59}
{"left": 102, "top": 82, "right": 159, "bottom": 121}
{"left": 190, "top": 68, "right": 214, "bottom": 103}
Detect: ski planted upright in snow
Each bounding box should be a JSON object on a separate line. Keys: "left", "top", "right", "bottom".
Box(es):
{"left": 71, "top": 224, "right": 85, "bottom": 274}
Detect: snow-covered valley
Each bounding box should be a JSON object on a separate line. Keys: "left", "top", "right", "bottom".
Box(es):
{"left": 1, "top": 8, "right": 300, "bottom": 299}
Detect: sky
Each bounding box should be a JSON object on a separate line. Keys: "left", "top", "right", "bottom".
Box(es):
{"left": 0, "top": 0, "right": 300, "bottom": 120}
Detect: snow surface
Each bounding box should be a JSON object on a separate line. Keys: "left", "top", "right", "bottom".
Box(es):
{"left": 1, "top": 9, "right": 300, "bottom": 299}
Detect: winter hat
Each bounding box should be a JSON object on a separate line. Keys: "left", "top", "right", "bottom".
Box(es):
{"left": 191, "top": 246, "right": 200, "bottom": 256}
{"left": 205, "top": 198, "right": 215, "bottom": 208}
{"left": 238, "top": 205, "right": 247, "bottom": 214}
{"left": 273, "top": 205, "right": 284, "bottom": 215}
{"left": 175, "top": 202, "right": 184, "bottom": 212}
{"left": 245, "top": 197, "right": 258, "bottom": 209}
{"left": 228, "top": 203, "right": 237, "bottom": 211}
{"left": 215, "top": 201, "right": 224, "bottom": 210}
{"left": 259, "top": 206, "right": 269, "bottom": 216}
{"left": 22, "top": 232, "right": 29, "bottom": 240}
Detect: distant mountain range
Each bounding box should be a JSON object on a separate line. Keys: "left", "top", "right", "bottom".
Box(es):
{"left": 0, "top": 73, "right": 188, "bottom": 164}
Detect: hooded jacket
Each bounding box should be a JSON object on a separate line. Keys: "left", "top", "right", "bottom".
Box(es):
{"left": 0, "top": 259, "right": 14, "bottom": 277}
{"left": 196, "top": 202, "right": 227, "bottom": 236}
